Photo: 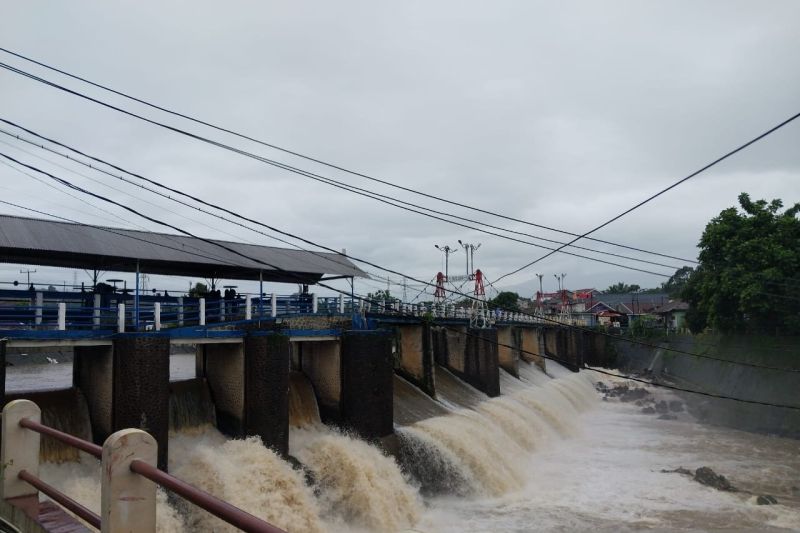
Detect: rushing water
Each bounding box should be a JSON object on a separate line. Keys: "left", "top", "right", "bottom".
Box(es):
{"left": 10, "top": 355, "right": 800, "bottom": 532}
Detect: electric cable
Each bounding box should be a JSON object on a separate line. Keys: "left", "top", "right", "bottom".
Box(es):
{"left": 0, "top": 46, "right": 698, "bottom": 265}
{"left": 4, "top": 152, "right": 798, "bottom": 374}
{"left": 0, "top": 118, "right": 675, "bottom": 278}
{"left": 492, "top": 109, "right": 800, "bottom": 284}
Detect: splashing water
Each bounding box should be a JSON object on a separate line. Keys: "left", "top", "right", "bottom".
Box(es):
{"left": 285, "top": 369, "right": 422, "bottom": 532}
{"left": 39, "top": 459, "right": 186, "bottom": 532}
{"left": 396, "top": 371, "right": 597, "bottom": 497}
{"left": 171, "top": 428, "right": 325, "bottom": 533}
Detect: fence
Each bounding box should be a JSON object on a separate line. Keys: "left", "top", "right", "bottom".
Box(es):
{"left": 0, "top": 399, "right": 285, "bottom": 533}
{"left": 0, "top": 288, "right": 563, "bottom": 333}
{"left": 0, "top": 290, "right": 360, "bottom": 333}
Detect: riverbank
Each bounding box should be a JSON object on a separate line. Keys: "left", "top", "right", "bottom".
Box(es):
{"left": 612, "top": 333, "right": 800, "bottom": 437}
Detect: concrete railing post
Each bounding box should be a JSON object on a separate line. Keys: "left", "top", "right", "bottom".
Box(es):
{"left": 93, "top": 293, "right": 102, "bottom": 329}
{"left": 154, "top": 302, "right": 161, "bottom": 331}
{"left": 117, "top": 303, "right": 125, "bottom": 333}
{"left": 312, "top": 294, "right": 318, "bottom": 314}
{"left": 338, "top": 295, "right": 344, "bottom": 314}
{"left": 34, "top": 292, "right": 43, "bottom": 326}
{"left": 177, "top": 297, "right": 184, "bottom": 327}
{"left": 101, "top": 429, "right": 157, "bottom": 533}
{"left": 270, "top": 293, "right": 277, "bottom": 318}
{"left": 57, "top": 302, "right": 66, "bottom": 331}
{"left": 1, "top": 400, "right": 41, "bottom": 500}
{"left": 220, "top": 300, "right": 226, "bottom": 322}
{"left": 245, "top": 296, "right": 252, "bottom": 320}
{"left": 199, "top": 298, "right": 206, "bottom": 326}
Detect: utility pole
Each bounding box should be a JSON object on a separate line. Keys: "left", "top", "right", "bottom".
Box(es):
{"left": 434, "top": 244, "right": 457, "bottom": 280}
{"left": 20, "top": 268, "right": 36, "bottom": 289}
{"left": 457, "top": 240, "right": 481, "bottom": 277}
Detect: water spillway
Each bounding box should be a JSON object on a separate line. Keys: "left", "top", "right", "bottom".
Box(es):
{"left": 396, "top": 369, "right": 596, "bottom": 497}
{"left": 11, "top": 352, "right": 607, "bottom": 532}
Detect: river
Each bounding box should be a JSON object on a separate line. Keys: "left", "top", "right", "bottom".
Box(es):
{"left": 7, "top": 356, "right": 800, "bottom": 532}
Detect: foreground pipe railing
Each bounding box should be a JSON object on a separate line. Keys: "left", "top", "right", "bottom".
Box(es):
{"left": 2, "top": 400, "right": 286, "bottom": 533}
{"left": 19, "top": 417, "right": 102, "bottom": 458}
{"left": 129, "top": 460, "right": 285, "bottom": 533}
{"left": 17, "top": 469, "right": 101, "bottom": 529}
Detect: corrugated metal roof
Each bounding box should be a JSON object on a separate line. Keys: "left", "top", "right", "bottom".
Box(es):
{"left": 0, "top": 214, "right": 366, "bottom": 283}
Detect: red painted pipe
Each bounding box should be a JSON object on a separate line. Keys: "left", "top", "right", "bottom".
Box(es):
{"left": 18, "top": 469, "right": 101, "bottom": 529}
{"left": 130, "top": 459, "right": 286, "bottom": 533}
{"left": 19, "top": 417, "right": 102, "bottom": 458}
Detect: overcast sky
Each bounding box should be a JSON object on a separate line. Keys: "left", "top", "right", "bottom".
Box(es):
{"left": 1, "top": 1, "right": 798, "bottom": 300}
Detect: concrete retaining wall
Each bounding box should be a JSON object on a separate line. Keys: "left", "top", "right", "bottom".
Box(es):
{"left": 614, "top": 334, "right": 800, "bottom": 437}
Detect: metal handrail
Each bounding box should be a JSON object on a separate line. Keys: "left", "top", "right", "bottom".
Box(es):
{"left": 129, "top": 460, "right": 286, "bottom": 533}
{"left": 19, "top": 418, "right": 102, "bottom": 458}
{"left": 17, "top": 470, "right": 101, "bottom": 529}
{"left": 17, "top": 417, "right": 285, "bottom": 533}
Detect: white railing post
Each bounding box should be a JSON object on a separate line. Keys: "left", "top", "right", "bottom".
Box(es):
{"left": 34, "top": 291, "right": 43, "bottom": 326}
{"left": 312, "top": 294, "right": 318, "bottom": 314}
{"left": 117, "top": 303, "right": 125, "bottom": 333}
{"left": 270, "top": 293, "right": 277, "bottom": 318}
{"left": 1, "top": 400, "right": 41, "bottom": 500}
{"left": 199, "top": 298, "right": 206, "bottom": 326}
{"left": 57, "top": 302, "right": 66, "bottom": 331}
{"left": 245, "top": 296, "right": 252, "bottom": 320}
{"left": 220, "top": 299, "right": 226, "bottom": 322}
{"left": 154, "top": 302, "right": 161, "bottom": 331}
{"left": 101, "top": 429, "right": 157, "bottom": 533}
{"left": 177, "top": 297, "right": 184, "bottom": 327}
{"left": 338, "top": 295, "right": 344, "bottom": 314}
{"left": 93, "top": 293, "right": 101, "bottom": 328}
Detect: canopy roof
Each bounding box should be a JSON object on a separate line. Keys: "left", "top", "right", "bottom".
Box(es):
{"left": 0, "top": 214, "right": 366, "bottom": 284}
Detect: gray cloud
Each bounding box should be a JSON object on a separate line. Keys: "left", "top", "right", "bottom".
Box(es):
{"left": 1, "top": 0, "right": 798, "bottom": 299}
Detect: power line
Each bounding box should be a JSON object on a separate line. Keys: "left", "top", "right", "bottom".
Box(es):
{"left": 0, "top": 119, "right": 674, "bottom": 296}
{"left": 6, "top": 153, "right": 799, "bottom": 375}
{"left": 0, "top": 200, "right": 244, "bottom": 269}
{"left": 492, "top": 109, "right": 800, "bottom": 284}
{"left": 0, "top": 117, "right": 675, "bottom": 278}
{"left": 0, "top": 133, "right": 266, "bottom": 247}
{"left": 7, "top": 141, "right": 800, "bottom": 409}
{"left": 0, "top": 46, "right": 698, "bottom": 265}
{"left": 5, "top": 127, "right": 793, "bottom": 365}
{"left": 0, "top": 157, "right": 249, "bottom": 267}
{"left": 6, "top": 194, "right": 797, "bottom": 410}
{"left": 344, "top": 287, "right": 800, "bottom": 410}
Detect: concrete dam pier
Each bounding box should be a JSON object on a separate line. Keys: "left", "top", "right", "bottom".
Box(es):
{"left": 2, "top": 320, "right": 592, "bottom": 468}
{"left": 0, "top": 313, "right": 600, "bottom": 532}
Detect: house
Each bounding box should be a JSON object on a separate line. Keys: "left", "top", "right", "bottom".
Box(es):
{"left": 653, "top": 300, "right": 690, "bottom": 332}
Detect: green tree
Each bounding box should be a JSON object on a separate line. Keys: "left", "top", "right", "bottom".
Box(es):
{"left": 366, "top": 289, "right": 398, "bottom": 304}
{"left": 660, "top": 266, "right": 694, "bottom": 297}
{"left": 489, "top": 291, "right": 520, "bottom": 312}
{"left": 683, "top": 193, "right": 800, "bottom": 334}
{"left": 604, "top": 282, "right": 640, "bottom": 294}
{"left": 188, "top": 282, "right": 208, "bottom": 297}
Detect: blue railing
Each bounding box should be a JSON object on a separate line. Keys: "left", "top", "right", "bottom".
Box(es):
{"left": 0, "top": 288, "right": 549, "bottom": 335}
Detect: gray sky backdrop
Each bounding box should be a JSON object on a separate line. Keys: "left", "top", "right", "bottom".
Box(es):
{"left": 1, "top": 1, "right": 799, "bottom": 300}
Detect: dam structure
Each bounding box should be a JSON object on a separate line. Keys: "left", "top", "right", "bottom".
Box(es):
{"left": 0, "top": 215, "right": 598, "bottom": 532}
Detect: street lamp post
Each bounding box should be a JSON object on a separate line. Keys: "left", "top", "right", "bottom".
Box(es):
{"left": 434, "top": 244, "right": 457, "bottom": 280}
{"left": 458, "top": 240, "right": 481, "bottom": 277}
